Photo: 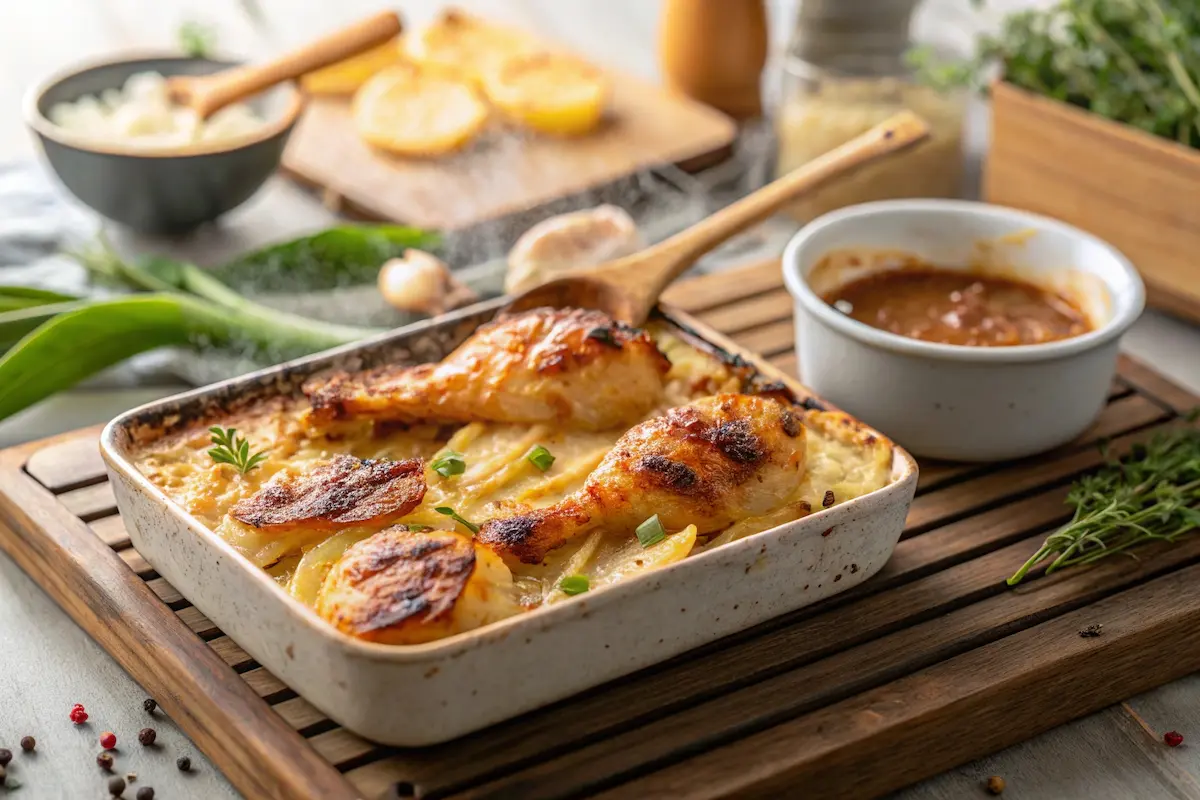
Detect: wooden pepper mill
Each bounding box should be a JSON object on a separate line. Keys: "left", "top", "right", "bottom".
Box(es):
{"left": 658, "top": 0, "right": 769, "bottom": 121}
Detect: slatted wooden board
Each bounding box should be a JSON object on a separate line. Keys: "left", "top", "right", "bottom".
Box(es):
{"left": 3, "top": 258, "right": 1200, "bottom": 800}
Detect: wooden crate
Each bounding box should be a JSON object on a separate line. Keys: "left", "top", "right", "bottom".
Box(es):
{"left": 2, "top": 259, "right": 1200, "bottom": 799}
{"left": 985, "top": 80, "right": 1200, "bottom": 324}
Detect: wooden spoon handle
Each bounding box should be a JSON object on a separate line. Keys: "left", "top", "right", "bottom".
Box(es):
{"left": 617, "top": 110, "right": 932, "bottom": 291}
{"left": 184, "top": 11, "right": 402, "bottom": 118}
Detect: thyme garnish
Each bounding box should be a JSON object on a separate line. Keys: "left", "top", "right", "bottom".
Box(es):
{"left": 1008, "top": 420, "right": 1200, "bottom": 585}
{"left": 207, "top": 426, "right": 268, "bottom": 475}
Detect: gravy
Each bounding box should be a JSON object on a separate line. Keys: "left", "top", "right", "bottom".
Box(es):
{"left": 825, "top": 268, "right": 1091, "bottom": 347}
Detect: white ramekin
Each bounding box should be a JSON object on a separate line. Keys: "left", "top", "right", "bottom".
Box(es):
{"left": 782, "top": 199, "right": 1145, "bottom": 462}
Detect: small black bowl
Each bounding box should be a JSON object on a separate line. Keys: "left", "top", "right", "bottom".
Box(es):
{"left": 25, "top": 54, "right": 305, "bottom": 235}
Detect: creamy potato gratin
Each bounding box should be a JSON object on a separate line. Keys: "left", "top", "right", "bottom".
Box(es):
{"left": 134, "top": 308, "right": 891, "bottom": 645}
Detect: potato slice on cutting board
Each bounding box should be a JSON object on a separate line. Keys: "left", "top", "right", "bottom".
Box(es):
{"left": 482, "top": 52, "right": 610, "bottom": 136}
{"left": 300, "top": 38, "right": 404, "bottom": 95}
{"left": 353, "top": 64, "right": 488, "bottom": 157}
{"left": 410, "top": 9, "right": 537, "bottom": 84}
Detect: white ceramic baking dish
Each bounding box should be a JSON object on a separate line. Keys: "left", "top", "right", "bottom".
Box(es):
{"left": 100, "top": 299, "right": 918, "bottom": 747}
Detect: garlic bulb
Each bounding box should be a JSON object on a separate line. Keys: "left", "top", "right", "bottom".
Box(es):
{"left": 378, "top": 250, "right": 477, "bottom": 316}
{"left": 505, "top": 205, "right": 642, "bottom": 295}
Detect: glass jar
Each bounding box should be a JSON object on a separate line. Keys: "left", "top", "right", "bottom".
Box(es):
{"left": 775, "top": 0, "right": 967, "bottom": 221}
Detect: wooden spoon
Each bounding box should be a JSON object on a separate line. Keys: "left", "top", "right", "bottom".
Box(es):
{"left": 168, "top": 11, "right": 403, "bottom": 120}
{"left": 504, "top": 110, "right": 932, "bottom": 326}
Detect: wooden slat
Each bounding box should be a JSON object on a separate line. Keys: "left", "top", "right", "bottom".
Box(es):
{"left": 693, "top": 287, "right": 791, "bottom": 336}
{"left": 596, "top": 562, "right": 1200, "bottom": 799}
{"left": 0, "top": 460, "right": 358, "bottom": 799}
{"left": 24, "top": 434, "right": 107, "bottom": 492}
{"left": 661, "top": 258, "right": 783, "bottom": 313}
{"left": 89, "top": 514, "right": 131, "bottom": 549}
{"left": 56, "top": 481, "right": 117, "bottom": 521}
{"left": 730, "top": 319, "right": 795, "bottom": 358}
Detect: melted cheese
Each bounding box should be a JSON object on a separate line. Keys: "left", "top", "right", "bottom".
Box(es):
{"left": 134, "top": 327, "right": 893, "bottom": 612}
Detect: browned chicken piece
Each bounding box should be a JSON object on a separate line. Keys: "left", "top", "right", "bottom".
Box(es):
{"left": 316, "top": 527, "right": 520, "bottom": 644}
{"left": 231, "top": 455, "right": 426, "bottom": 533}
{"left": 477, "top": 393, "right": 807, "bottom": 563}
{"left": 303, "top": 307, "right": 670, "bottom": 431}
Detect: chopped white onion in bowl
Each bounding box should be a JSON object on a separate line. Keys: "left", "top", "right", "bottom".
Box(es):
{"left": 48, "top": 71, "right": 262, "bottom": 149}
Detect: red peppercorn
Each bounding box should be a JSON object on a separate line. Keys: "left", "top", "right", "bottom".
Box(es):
{"left": 100, "top": 731, "right": 117, "bottom": 750}
{"left": 70, "top": 705, "right": 89, "bottom": 724}
{"left": 137, "top": 728, "right": 156, "bottom": 746}
{"left": 19, "top": 736, "right": 35, "bottom": 752}
{"left": 1165, "top": 731, "right": 1184, "bottom": 747}
{"left": 97, "top": 752, "right": 114, "bottom": 771}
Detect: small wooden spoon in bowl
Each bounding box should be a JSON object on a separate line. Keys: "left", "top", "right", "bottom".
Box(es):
{"left": 168, "top": 10, "right": 402, "bottom": 119}
{"left": 504, "top": 110, "right": 932, "bottom": 326}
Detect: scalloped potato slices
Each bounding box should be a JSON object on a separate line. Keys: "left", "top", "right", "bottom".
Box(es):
{"left": 133, "top": 322, "right": 894, "bottom": 646}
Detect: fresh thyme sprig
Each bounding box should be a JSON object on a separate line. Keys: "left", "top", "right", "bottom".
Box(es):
{"left": 1008, "top": 419, "right": 1200, "bottom": 585}
{"left": 208, "top": 426, "right": 268, "bottom": 475}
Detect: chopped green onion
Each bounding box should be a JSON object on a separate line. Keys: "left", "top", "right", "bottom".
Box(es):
{"left": 431, "top": 450, "right": 466, "bottom": 478}
{"left": 400, "top": 524, "right": 434, "bottom": 533}
{"left": 635, "top": 514, "right": 666, "bottom": 548}
{"left": 527, "top": 444, "right": 556, "bottom": 472}
{"left": 559, "top": 575, "right": 590, "bottom": 596}
{"left": 435, "top": 506, "right": 479, "bottom": 534}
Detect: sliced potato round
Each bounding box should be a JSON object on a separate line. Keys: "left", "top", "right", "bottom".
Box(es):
{"left": 353, "top": 64, "right": 488, "bottom": 157}
{"left": 411, "top": 10, "right": 535, "bottom": 83}
{"left": 482, "top": 52, "right": 610, "bottom": 136}
{"left": 300, "top": 38, "right": 404, "bottom": 96}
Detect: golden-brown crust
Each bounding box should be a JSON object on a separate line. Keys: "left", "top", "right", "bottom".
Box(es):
{"left": 302, "top": 308, "right": 670, "bottom": 430}
{"left": 317, "top": 528, "right": 474, "bottom": 642}
{"left": 230, "top": 455, "right": 426, "bottom": 533}
{"left": 316, "top": 527, "right": 519, "bottom": 644}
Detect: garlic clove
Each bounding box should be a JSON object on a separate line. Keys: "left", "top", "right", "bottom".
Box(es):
{"left": 378, "top": 249, "right": 479, "bottom": 317}
{"left": 505, "top": 205, "right": 642, "bottom": 295}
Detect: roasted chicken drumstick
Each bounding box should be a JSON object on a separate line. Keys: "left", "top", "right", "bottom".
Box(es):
{"left": 304, "top": 307, "right": 670, "bottom": 431}
{"left": 477, "top": 393, "right": 807, "bottom": 563}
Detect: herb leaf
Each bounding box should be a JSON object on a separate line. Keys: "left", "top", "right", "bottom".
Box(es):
{"left": 178, "top": 20, "right": 217, "bottom": 58}
{"left": 1008, "top": 422, "right": 1200, "bottom": 585}
{"left": 431, "top": 451, "right": 466, "bottom": 478}
{"left": 559, "top": 575, "right": 590, "bottom": 595}
{"left": 635, "top": 514, "right": 667, "bottom": 548}
{"left": 208, "top": 426, "right": 268, "bottom": 475}
{"left": 435, "top": 506, "right": 479, "bottom": 534}
{"left": 527, "top": 444, "right": 555, "bottom": 472}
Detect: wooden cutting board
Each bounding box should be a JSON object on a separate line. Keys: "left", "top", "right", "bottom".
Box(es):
{"left": 3, "top": 259, "right": 1200, "bottom": 800}
{"left": 282, "top": 68, "right": 737, "bottom": 230}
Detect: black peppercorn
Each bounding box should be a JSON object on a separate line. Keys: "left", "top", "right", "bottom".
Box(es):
{"left": 143, "top": 698, "right": 157, "bottom": 714}
{"left": 0, "top": 748, "right": 10, "bottom": 767}
{"left": 176, "top": 755, "right": 191, "bottom": 772}
{"left": 108, "top": 775, "right": 126, "bottom": 796}
{"left": 137, "top": 728, "right": 156, "bottom": 746}
{"left": 97, "top": 752, "right": 114, "bottom": 771}
{"left": 136, "top": 787, "right": 155, "bottom": 800}
{"left": 19, "top": 736, "right": 34, "bottom": 752}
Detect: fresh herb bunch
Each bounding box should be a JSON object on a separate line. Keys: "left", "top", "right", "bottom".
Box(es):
{"left": 909, "top": 0, "right": 1200, "bottom": 148}
{"left": 1008, "top": 420, "right": 1200, "bottom": 585}
{"left": 208, "top": 426, "right": 269, "bottom": 475}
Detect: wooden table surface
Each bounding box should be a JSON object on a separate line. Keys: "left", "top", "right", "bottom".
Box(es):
{"left": 3, "top": 1, "right": 1200, "bottom": 798}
